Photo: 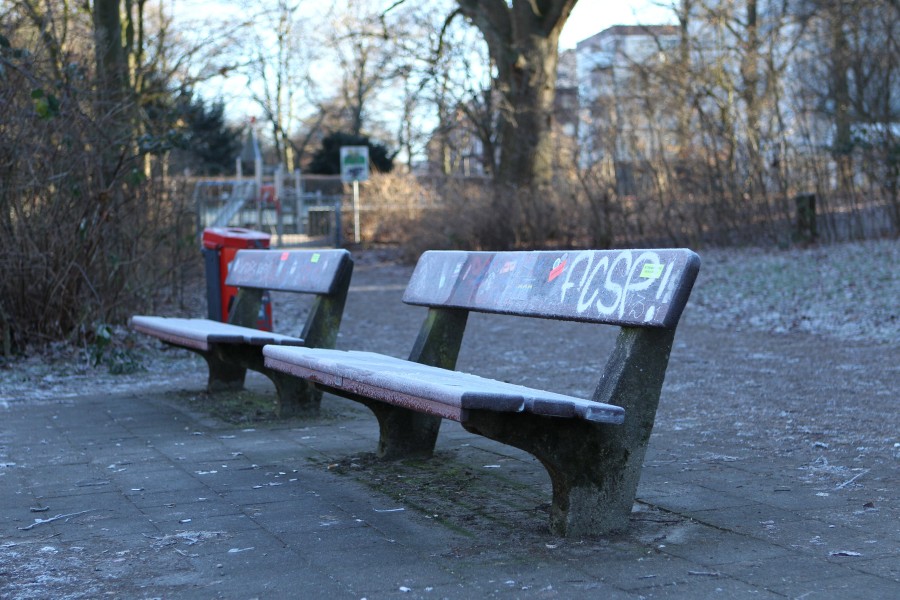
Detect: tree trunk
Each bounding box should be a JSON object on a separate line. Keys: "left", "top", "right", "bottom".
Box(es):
{"left": 93, "top": 0, "right": 128, "bottom": 109}
{"left": 457, "top": 0, "right": 576, "bottom": 189}
{"left": 828, "top": 4, "right": 854, "bottom": 192}
{"left": 494, "top": 31, "right": 559, "bottom": 188}
{"left": 740, "top": 0, "right": 762, "bottom": 173}
{"left": 674, "top": 0, "right": 693, "bottom": 160}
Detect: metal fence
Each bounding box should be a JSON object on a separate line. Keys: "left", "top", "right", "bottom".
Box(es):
{"left": 192, "top": 175, "right": 343, "bottom": 248}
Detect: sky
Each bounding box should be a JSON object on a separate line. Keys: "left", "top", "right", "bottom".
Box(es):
{"left": 171, "top": 0, "right": 678, "bottom": 52}
{"left": 170, "top": 0, "right": 679, "bottom": 140}
{"left": 560, "top": 0, "right": 676, "bottom": 49}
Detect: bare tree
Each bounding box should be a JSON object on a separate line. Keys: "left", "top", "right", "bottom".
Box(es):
{"left": 328, "top": 1, "right": 407, "bottom": 140}
{"left": 0, "top": 0, "right": 248, "bottom": 352}
{"left": 424, "top": 9, "right": 498, "bottom": 176}
{"left": 238, "top": 0, "right": 320, "bottom": 169}
{"left": 382, "top": 4, "right": 456, "bottom": 172}
{"left": 456, "top": 0, "right": 577, "bottom": 188}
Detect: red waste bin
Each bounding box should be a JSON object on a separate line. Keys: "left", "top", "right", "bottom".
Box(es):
{"left": 201, "top": 227, "right": 273, "bottom": 330}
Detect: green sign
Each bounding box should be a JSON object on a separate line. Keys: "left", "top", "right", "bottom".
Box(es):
{"left": 340, "top": 146, "right": 369, "bottom": 183}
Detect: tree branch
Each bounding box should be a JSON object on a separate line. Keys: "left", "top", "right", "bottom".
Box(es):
{"left": 535, "top": 0, "right": 578, "bottom": 36}
{"left": 456, "top": 0, "right": 512, "bottom": 57}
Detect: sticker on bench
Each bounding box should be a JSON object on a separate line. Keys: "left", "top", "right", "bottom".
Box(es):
{"left": 548, "top": 254, "right": 567, "bottom": 282}
{"left": 639, "top": 263, "right": 664, "bottom": 279}
{"left": 226, "top": 249, "right": 350, "bottom": 294}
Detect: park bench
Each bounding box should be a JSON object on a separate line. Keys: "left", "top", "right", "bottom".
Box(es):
{"left": 263, "top": 248, "right": 700, "bottom": 536}
{"left": 131, "top": 249, "right": 353, "bottom": 416}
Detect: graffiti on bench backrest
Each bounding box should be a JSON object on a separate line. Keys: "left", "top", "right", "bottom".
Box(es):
{"left": 403, "top": 249, "right": 700, "bottom": 328}
{"left": 227, "top": 249, "right": 349, "bottom": 294}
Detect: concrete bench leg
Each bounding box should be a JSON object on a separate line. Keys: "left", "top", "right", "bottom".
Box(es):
{"left": 203, "top": 352, "right": 247, "bottom": 392}
{"left": 268, "top": 370, "right": 323, "bottom": 418}
{"left": 345, "top": 307, "right": 465, "bottom": 460}
{"left": 202, "top": 344, "right": 322, "bottom": 417}
{"left": 463, "top": 327, "right": 676, "bottom": 537}
{"left": 312, "top": 385, "right": 442, "bottom": 459}
{"left": 361, "top": 400, "right": 442, "bottom": 460}
{"left": 462, "top": 414, "right": 637, "bottom": 536}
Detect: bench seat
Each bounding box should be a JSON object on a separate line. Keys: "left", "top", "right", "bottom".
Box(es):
{"left": 131, "top": 316, "right": 306, "bottom": 351}
{"left": 263, "top": 347, "right": 626, "bottom": 424}
{"left": 130, "top": 248, "right": 353, "bottom": 416}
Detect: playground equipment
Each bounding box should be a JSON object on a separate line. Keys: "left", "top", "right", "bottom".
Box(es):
{"left": 192, "top": 129, "right": 343, "bottom": 248}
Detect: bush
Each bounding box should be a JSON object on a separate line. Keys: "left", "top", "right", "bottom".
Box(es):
{"left": 343, "top": 172, "right": 431, "bottom": 246}
{"left": 352, "top": 173, "right": 604, "bottom": 257}
{"left": 0, "top": 35, "right": 197, "bottom": 356}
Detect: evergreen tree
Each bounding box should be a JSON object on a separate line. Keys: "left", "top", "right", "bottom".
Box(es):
{"left": 308, "top": 131, "right": 394, "bottom": 175}
{"left": 183, "top": 98, "right": 242, "bottom": 175}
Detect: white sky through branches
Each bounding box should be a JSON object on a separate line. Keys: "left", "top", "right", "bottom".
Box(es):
{"left": 560, "top": 0, "right": 675, "bottom": 49}
{"left": 168, "top": 0, "right": 676, "bottom": 152}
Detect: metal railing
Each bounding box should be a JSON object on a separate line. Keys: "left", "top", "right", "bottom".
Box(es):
{"left": 193, "top": 177, "right": 343, "bottom": 248}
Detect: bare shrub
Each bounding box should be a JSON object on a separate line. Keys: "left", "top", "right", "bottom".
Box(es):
{"left": 402, "top": 178, "right": 495, "bottom": 258}
{"left": 352, "top": 154, "right": 899, "bottom": 259}
{"left": 347, "top": 173, "right": 579, "bottom": 256}
{"left": 387, "top": 173, "right": 611, "bottom": 256}
{"left": 0, "top": 34, "right": 196, "bottom": 356}
{"left": 345, "top": 172, "right": 434, "bottom": 245}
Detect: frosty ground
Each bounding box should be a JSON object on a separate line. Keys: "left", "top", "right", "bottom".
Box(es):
{"left": 0, "top": 240, "right": 898, "bottom": 598}
{"left": 2, "top": 239, "right": 896, "bottom": 404}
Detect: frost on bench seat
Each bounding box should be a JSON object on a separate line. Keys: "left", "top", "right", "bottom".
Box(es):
{"left": 130, "top": 316, "right": 306, "bottom": 351}
{"left": 263, "top": 347, "right": 625, "bottom": 424}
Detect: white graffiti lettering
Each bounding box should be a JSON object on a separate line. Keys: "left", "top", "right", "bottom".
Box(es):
{"left": 656, "top": 261, "right": 675, "bottom": 301}
{"left": 619, "top": 251, "right": 661, "bottom": 318}
{"left": 599, "top": 251, "right": 628, "bottom": 315}
{"left": 558, "top": 249, "right": 668, "bottom": 321}
{"left": 578, "top": 255, "right": 605, "bottom": 313}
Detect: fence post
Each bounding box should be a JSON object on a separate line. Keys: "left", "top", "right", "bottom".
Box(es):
{"left": 254, "top": 154, "right": 263, "bottom": 229}
{"left": 334, "top": 199, "right": 343, "bottom": 248}
{"left": 794, "top": 193, "right": 817, "bottom": 243}
{"left": 294, "top": 169, "right": 303, "bottom": 234}
{"left": 275, "top": 164, "right": 284, "bottom": 244}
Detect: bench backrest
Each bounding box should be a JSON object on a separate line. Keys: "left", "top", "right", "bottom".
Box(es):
{"left": 226, "top": 249, "right": 352, "bottom": 294}
{"left": 402, "top": 249, "right": 700, "bottom": 328}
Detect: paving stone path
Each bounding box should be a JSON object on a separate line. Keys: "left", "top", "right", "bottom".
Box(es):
{"left": 1, "top": 255, "right": 898, "bottom": 599}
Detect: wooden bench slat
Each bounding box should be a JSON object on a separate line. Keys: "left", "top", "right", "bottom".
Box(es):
{"left": 131, "top": 318, "right": 217, "bottom": 351}
{"left": 261, "top": 356, "right": 473, "bottom": 421}
{"left": 130, "top": 316, "right": 305, "bottom": 348}
{"left": 266, "top": 347, "right": 523, "bottom": 411}
{"left": 402, "top": 249, "right": 699, "bottom": 328}
{"left": 226, "top": 249, "right": 350, "bottom": 294}
{"left": 263, "top": 347, "right": 625, "bottom": 424}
